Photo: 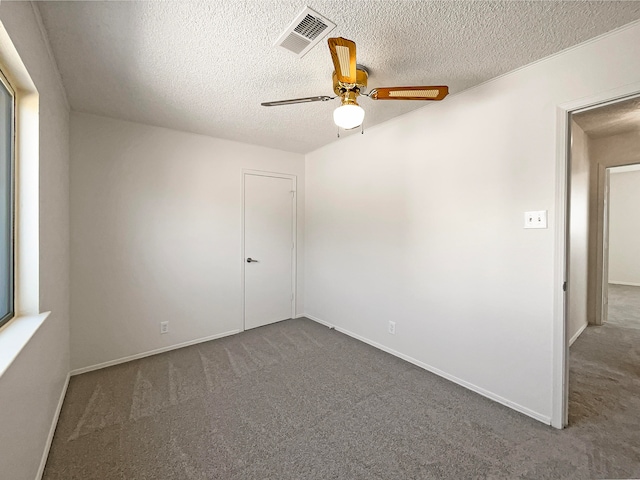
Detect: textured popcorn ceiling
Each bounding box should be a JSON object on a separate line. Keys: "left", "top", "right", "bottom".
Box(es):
{"left": 573, "top": 96, "right": 640, "bottom": 138}
{"left": 37, "top": 1, "right": 640, "bottom": 154}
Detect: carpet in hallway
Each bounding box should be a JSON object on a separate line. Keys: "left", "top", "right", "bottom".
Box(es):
{"left": 608, "top": 283, "right": 640, "bottom": 329}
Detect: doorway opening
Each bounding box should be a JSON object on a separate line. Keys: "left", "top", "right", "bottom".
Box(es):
{"left": 605, "top": 164, "right": 640, "bottom": 329}
{"left": 564, "top": 94, "right": 640, "bottom": 430}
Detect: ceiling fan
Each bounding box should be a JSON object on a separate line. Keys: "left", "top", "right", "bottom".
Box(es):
{"left": 261, "top": 37, "right": 449, "bottom": 130}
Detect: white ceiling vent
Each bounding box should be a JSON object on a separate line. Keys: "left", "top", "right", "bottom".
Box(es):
{"left": 274, "top": 7, "right": 336, "bottom": 58}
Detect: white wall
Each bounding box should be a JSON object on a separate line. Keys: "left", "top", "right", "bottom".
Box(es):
{"left": 587, "top": 131, "right": 640, "bottom": 320}
{"left": 305, "top": 22, "right": 640, "bottom": 423}
{"left": 0, "top": 3, "right": 70, "bottom": 480}
{"left": 609, "top": 168, "right": 640, "bottom": 285}
{"left": 70, "top": 113, "right": 304, "bottom": 371}
{"left": 568, "top": 121, "right": 590, "bottom": 343}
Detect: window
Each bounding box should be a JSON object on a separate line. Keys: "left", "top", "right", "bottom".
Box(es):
{"left": 0, "top": 69, "right": 14, "bottom": 328}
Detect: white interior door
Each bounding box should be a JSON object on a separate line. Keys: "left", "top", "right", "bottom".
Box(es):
{"left": 244, "top": 173, "right": 295, "bottom": 330}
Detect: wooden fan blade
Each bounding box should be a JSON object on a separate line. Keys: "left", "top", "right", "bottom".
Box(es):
{"left": 369, "top": 86, "right": 449, "bottom": 101}
{"left": 261, "top": 96, "right": 333, "bottom": 107}
{"left": 328, "top": 37, "right": 356, "bottom": 84}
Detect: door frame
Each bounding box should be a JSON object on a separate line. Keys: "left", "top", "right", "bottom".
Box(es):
{"left": 599, "top": 169, "right": 611, "bottom": 326}
{"left": 553, "top": 82, "right": 640, "bottom": 429}
{"left": 241, "top": 169, "right": 297, "bottom": 331}
{"left": 594, "top": 162, "right": 640, "bottom": 326}
{"left": 601, "top": 164, "right": 640, "bottom": 316}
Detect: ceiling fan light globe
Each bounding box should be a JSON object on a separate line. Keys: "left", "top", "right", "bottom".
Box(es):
{"left": 333, "top": 104, "right": 365, "bottom": 130}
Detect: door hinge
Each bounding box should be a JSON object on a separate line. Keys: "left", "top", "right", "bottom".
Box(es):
{"left": 563, "top": 281, "right": 567, "bottom": 292}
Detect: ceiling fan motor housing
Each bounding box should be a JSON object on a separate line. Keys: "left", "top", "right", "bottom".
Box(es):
{"left": 333, "top": 65, "right": 369, "bottom": 96}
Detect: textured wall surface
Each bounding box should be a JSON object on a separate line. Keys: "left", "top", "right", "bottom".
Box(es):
{"left": 70, "top": 113, "right": 305, "bottom": 371}
{"left": 37, "top": 1, "right": 640, "bottom": 153}
{"left": 0, "top": 3, "right": 70, "bottom": 479}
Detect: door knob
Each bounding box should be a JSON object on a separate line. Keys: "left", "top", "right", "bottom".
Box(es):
{"left": 246, "top": 258, "right": 259, "bottom": 263}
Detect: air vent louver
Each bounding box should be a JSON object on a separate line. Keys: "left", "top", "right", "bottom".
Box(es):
{"left": 274, "top": 7, "right": 336, "bottom": 58}
{"left": 280, "top": 33, "right": 311, "bottom": 55}
{"left": 294, "top": 14, "right": 328, "bottom": 40}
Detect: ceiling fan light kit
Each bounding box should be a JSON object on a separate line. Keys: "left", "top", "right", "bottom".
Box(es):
{"left": 333, "top": 104, "right": 365, "bottom": 130}
{"left": 262, "top": 36, "right": 449, "bottom": 132}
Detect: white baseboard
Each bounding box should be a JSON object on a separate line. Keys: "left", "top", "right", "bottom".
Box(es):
{"left": 299, "top": 313, "right": 332, "bottom": 326}
{"left": 609, "top": 281, "right": 640, "bottom": 287}
{"left": 569, "top": 322, "right": 588, "bottom": 346}
{"left": 304, "top": 313, "right": 551, "bottom": 425}
{"left": 36, "top": 373, "right": 70, "bottom": 480}
{"left": 70, "top": 329, "right": 240, "bottom": 376}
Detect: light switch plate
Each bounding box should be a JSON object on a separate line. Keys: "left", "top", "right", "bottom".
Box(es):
{"left": 524, "top": 210, "right": 548, "bottom": 229}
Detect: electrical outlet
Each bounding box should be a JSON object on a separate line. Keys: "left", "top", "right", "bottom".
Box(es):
{"left": 388, "top": 321, "right": 396, "bottom": 335}
{"left": 160, "top": 321, "right": 169, "bottom": 334}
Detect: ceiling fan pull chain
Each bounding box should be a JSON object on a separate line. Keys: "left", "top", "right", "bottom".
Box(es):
{"left": 337, "top": 126, "right": 340, "bottom": 138}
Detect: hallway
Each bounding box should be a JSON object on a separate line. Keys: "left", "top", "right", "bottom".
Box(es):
{"left": 568, "top": 284, "right": 640, "bottom": 475}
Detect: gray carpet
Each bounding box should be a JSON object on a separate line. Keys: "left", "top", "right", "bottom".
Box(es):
{"left": 43, "top": 318, "right": 640, "bottom": 479}
{"left": 608, "top": 284, "right": 640, "bottom": 329}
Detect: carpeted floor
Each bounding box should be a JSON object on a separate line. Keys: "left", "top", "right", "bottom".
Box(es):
{"left": 607, "top": 283, "right": 640, "bottom": 329}
{"left": 43, "top": 317, "right": 640, "bottom": 479}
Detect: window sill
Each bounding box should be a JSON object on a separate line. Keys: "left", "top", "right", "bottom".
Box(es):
{"left": 0, "top": 312, "right": 50, "bottom": 379}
